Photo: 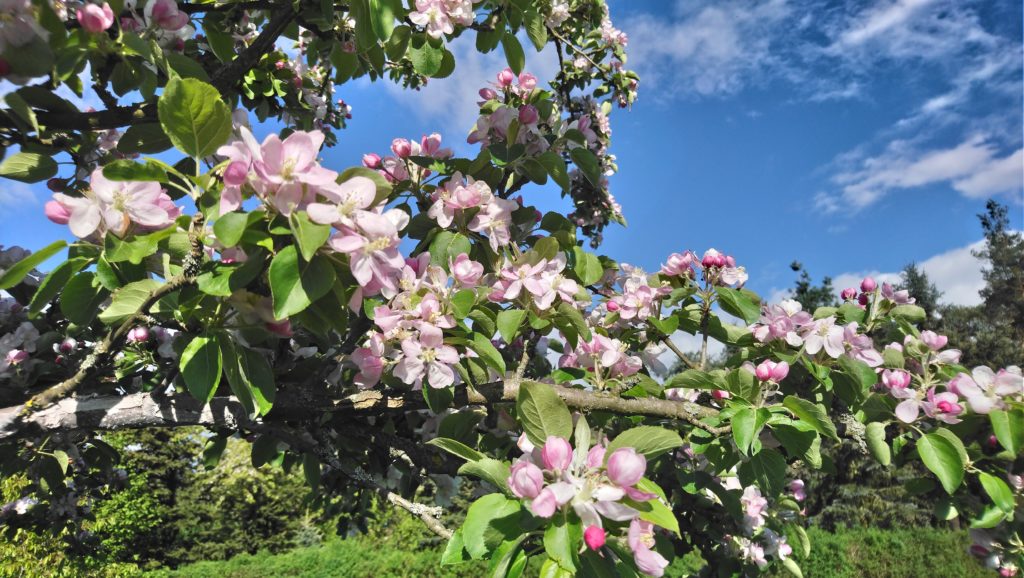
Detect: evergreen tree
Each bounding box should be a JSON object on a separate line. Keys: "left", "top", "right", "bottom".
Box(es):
{"left": 789, "top": 261, "right": 838, "bottom": 311}
{"left": 898, "top": 263, "right": 942, "bottom": 330}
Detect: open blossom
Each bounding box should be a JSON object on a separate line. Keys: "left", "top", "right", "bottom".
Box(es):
{"left": 46, "top": 168, "right": 179, "bottom": 238}
{"left": 949, "top": 367, "right": 1022, "bottom": 414}
{"left": 329, "top": 209, "right": 408, "bottom": 296}
{"left": 351, "top": 332, "right": 385, "bottom": 389}
{"left": 306, "top": 176, "right": 378, "bottom": 229}
{"left": 629, "top": 519, "right": 669, "bottom": 577}
{"left": 741, "top": 486, "right": 768, "bottom": 532}
{"left": 881, "top": 282, "right": 915, "bottom": 304}
{"left": 660, "top": 251, "right": 697, "bottom": 277}
{"left": 428, "top": 172, "right": 492, "bottom": 228}
{"left": 881, "top": 369, "right": 912, "bottom": 391}
{"left": 468, "top": 196, "right": 518, "bottom": 251}
{"left": 561, "top": 333, "right": 642, "bottom": 379}
{"left": 393, "top": 324, "right": 459, "bottom": 389}
{"left": 751, "top": 299, "right": 812, "bottom": 346}
{"left": 843, "top": 322, "right": 883, "bottom": 367}
{"left": 144, "top": 0, "right": 189, "bottom": 30}
{"left": 252, "top": 129, "right": 339, "bottom": 215}
{"left": 897, "top": 387, "right": 964, "bottom": 424}
{"left": 802, "top": 316, "right": 845, "bottom": 358}
{"left": 489, "top": 255, "right": 577, "bottom": 310}
{"left": 450, "top": 253, "right": 483, "bottom": 286}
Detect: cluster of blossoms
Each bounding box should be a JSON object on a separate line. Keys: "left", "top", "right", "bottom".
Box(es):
{"left": 468, "top": 69, "right": 551, "bottom": 157}
{"left": 489, "top": 254, "right": 580, "bottom": 310}
{"left": 408, "top": 0, "right": 478, "bottom": 39}
{"left": 427, "top": 171, "right": 519, "bottom": 251}
{"left": 0, "top": 299, "right": 38, "bottom": 380}
{"left": 44, "top": 168, "right": 181, "bottom": 239}
{"left": 750, "top": 300, "right": 883, "bottom": 365}
{"left": 121, "top": 0, "right": 193, "bottom": 48}
{"left": 559, "top": 332, "right": 643, "bottom": 381}
{"left": 718, "top": 478, "right": 805, "bottom": 570}
{"left": 363, "top": 133, "right": 453, "bottom": 183}
{"left": 840, "top": 276, "right": 915, "bottom": 307}
{"left": 658, "top": 248, "right": 747, "bottom": 288}
{"left": 509, "top": 434, "right": 669, "bottom": 576}
{"left": 970, "top": 529, "right": 1023, "bottom": 577}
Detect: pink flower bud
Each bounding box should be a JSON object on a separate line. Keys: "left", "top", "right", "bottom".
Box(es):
{"left": 5, "top": 349, "right": 28, "bottom": 365}
{"left": 701, "top": 248, "right": 724, "bottom": 268}
{"left": 772, "top": 361, "right": 789, "bottom": 382}
{"left": 541, "top": 436, "right": 572, "bottom": 471}
{"left": 451, "top": 253, "right": 483, "bottom": 287}
{"left": 712, "top": 389, "right": 730, "bottom": 400}
{"left": 755, "top": 362, "right": 773, "bottom": 382}
{"left": 496, "top": 68, "right": 515, "bottom": 87}
{"left": 530, "top": 487, "right": 557, "bottom": 517}
{"left": 76, "top": 2, "right": 115, "bottom": 33}
{"left": 606, "top": 301, "right": 620, "bottom": 312}
{"left": 518, "top": 72, "right": 537, "bottom": 90}
{"left": 508, "top": 460, "right": 544, "bottom": 499}
{"left": 999, "top": 568, "right": 1015, "bottom": 578}
{"left": 881, "top": 369, "right": 911, "bottom": 390}
{"left": 860, "top": 277, "right": 877, "bottom": 293}
{"left": 841, "top": 287, "right": 857, "bottom": 301}
{"left": 788, "top": 479, "right": 806, "bottom": 502}
{"left": 606, "top": 447, "right": 645, "bottom": 487}
{"left": 59, "top": 338, "right": 78, "bottom": 354}
{"left": 919, "top": 330, "right": 948, "bottom": 351}
{"left": 391, "top": 138, "right": 412, "bottom": 158}
{"left": 478, "top": 88, "right": 498, "bottom": 100}
{"left": 223, "top": 161, "right": 248, "bottom": 186}
{"left": 518, "top": 104, "right": 539, "bottom": 125}
{"left": 724, "top": 255, "right": 736, "bottom": 267}
{"left": 586, "top": 444, "right": 606, "bottom": 469}
{"left": 44, "top": 200, "right": 71, "bottom": 225}
{"left": 266, "top": 319, "right": 293, "bottom": 337}
{"left": 127, "top": 326, "right": 150, "bottom": 343}
{"left": 584, "top": 526, "right": 606, "bottom": 551}
{"left": 362, "top": 153, "right": 381, "bottom": 168}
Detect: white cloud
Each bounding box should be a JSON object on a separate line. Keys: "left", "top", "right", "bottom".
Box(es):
{"left": 0, "top": 182, "right": 37, "bottom": 211}
{"left": 832, "top": 238, "right": 989, "bottom": 306}
{"left": 832, "top": 0, "right": 934, "bottom": 49}
{"left": 821, "top": 135, "right": 1023, "bottom": 211}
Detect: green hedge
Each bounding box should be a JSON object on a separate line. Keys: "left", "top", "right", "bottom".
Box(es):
{"left": 149, "top": 527, "right": 987, "bottom": 578}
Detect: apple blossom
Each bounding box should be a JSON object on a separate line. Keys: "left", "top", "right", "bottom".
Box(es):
{"left": 76, "top": 2, "right": 114, "bottom": 33}
{"left": 606, "top": 447, "right": 646, "bottom": 487}
{"left": 584, "top": 525, "right": 606, "bottom": 551}
{"left": 628, "top": 519, "right": 669, "bottom": 577}
{"left": 860, "top": 277, "right": 877, "bottom": 292}
{"left": 450, "top": 254, "right": 483, "bottom": 287}
{"left": 47, "top": 168, "right": 179, "bottom": 238}
{"left": 508, "top": 460, "right": 544, "bottom": 499}
{"left": 541, "top": 436, "right": 573, "bottom": 471}
{"left": 126, "top": 326, "right": 150, "bottom": 343}
{"left": 393, "top": 324, "right": 459, "bottom": 389}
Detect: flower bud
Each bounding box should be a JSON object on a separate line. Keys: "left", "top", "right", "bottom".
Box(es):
{"left": 44, "top": 200, "right": 72, "bottom": 225}
{"left": 478, "top": 88, "right": 498, "bottom": 101}
{"left": 223, "top": 161, "right": 248, "bottom": 186}
{"left": 496, "top": 68, "right": 515, "bottom": 87}
{"left": 507, "top": 461, "right": 544, "bottom": 499}
{"left": 266, "top": 319, "right": 293, "bottom": 337}
{"left": 788, "top": 479, "right": 806, "bottom": 502}
{"left": 606, "top": 447, "right": 645, "bottom": 487}
{"left": 586, "top": 444, "right": 606, "bottom": 469}
{"left": 451, "top": 253, "right": 483, "bottom": 287}
{"left": 860, "top": 277, "right": 877, "bottom": 293}
{"left": 275, "top": 61, "right": 286, "bottom": 70}
{"left": 127, "top": 326, "right": 150, "bottom": 343}
{"left": 712, "top": 389, "right": 731, "bottom": 400}
{"left": 840, "top": 287, "right": 857, "bottom": 301}
{"left": 541, "top": 436, "right": 572, "bottom": 471}
{"left": 518, "top": 104, "right": 539, "bottom": 125}
{"left": 530, "top": 487, "right": 557, "bottom": 517}
{"left": 771, "top": 361, "right": 789, "bottom": 382}
{"left": 391, "top": 138, "right": 412, "bottom": 158}
{"left": 362, "top": 153, "right": 381, "bottom": 168}
{"left": 606, "top": 300, "right": 620, "bottom": 312}
{"left": 857, "top": 293, "right": 869, "bottom": 306}
{"left": 919, "top": 330, "right": 948, "bottom": 351}
{"left": 77, "top": 2, "right": 115, "bottom": 33}
{"left": 881, "top": 369, "right": 911, "bottom": 390}
{"left": 58, "top": 338, "right": 78, "bottom": 354}
{"left": 755, "top": 362, "right": 772, "bottom": 382}
{"left": 1007, "top": 473, "right": 1023, "bottom": 491}
{"left": 584, "top": 526, "right": 606, "bottom": 551}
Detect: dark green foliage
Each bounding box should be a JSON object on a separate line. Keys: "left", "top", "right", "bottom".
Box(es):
{"left": 789, "top": 261, "right": 837, "bottom": 311}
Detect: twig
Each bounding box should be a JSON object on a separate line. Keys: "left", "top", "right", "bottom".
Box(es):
{"left": 661, "top": 337, "right": 698, "bottom": 370}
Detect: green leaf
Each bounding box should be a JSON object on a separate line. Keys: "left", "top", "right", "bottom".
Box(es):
{"left": 458, "top": 458, "right": 511, "bottom": 493}
{"left": 606, "top": 426, "right": 683, "bottom": 461}
{"left": 555, "top": 301, "right": 591, "bottom": 344}
{"left": 367, "top": 0, "right": 396, "bottom": 41}
{"left": 497, "top": 309, "right": 527, "bottom": 344}
{"left": 212, "top": 211, "right": 250, "bottom": 247}
{"left": 462, "top": 494, "right": 522, "bottom": 559}
{"left": 732, "top": 407, "right": 769, "bottom": 455}
{"left": 441, "top": 530, "right": 468, "bottom": 566}
{"left": 60, "top": 272, "right": 109, "bottom": 326}
{"left": 470, "top": 332, "right": 506, "bottom": 375}
{"left": 429, "top": 231, "right": 471, "bottom": 269}
{"left": 290, "top": 211, "right": 331, "bottom": 262}
{"left": 236, "top": 345, "right": 276, "bottom": 415}
{"left": 408, "top": 36, "right": 443, "bottom": 76}
{"left": 0, "top": 240, "right": 66, "bottom": 289}
{"left": 738, "top": 448, "right": 787, "bottom": 496}
{"left": 865, "top": 422, "right": 891, "bottom": 466}
{"left": 572, "top": 247, "right": 603, "bottom": 286}
{"left": 196, "top": 251, "right": 266, "bottom": 297}
{"left": 916, "top": 432, "right": 965, "bottom": 494}
{"left": 891, "top": 304, "right": 926, "bottom": 323}
{"left": 663, "top": 369, "right": 724, "bottom": 390}
{"left": 97, "top": 279, "right": 161, "bottom": 325}
{"left": 715, "top": 287, "right": 760, "bottom": 325}
{"left": 569, "top": 148, "right": 601, "bottom": 188}
{"left": 450, "top": 289, "right": 475, "bottom": 319}
{"left": 978, "top": 472, "right": 1015, "bottom": 514}
{"left": 268, "top": 246, "right": 336, "bottom": 319}
{"left": 783, "top": 557, "right": 804, "bottom": 578}
{"left": 537, "top": 151, "right": 570, "bottom": 191}
{"left": 102, "top": 159, "right": 167, "bottom": 182}
{"left": 782, "top": 396, "right": 839, "bottom": 440}
{"left": 524, "top": 8, "right": 548, "bottom": 51}
{"left": 971, "top": 505, "right": 1011, "bottom": 529}
{"left": 180, "top": 334, "right": 223, "bottom": 403}
{"left": 516, "top": 380, "right": 573, "bottom": 447}
{"left": 501, "top": 33, "right": 525, "bottom": 74}
{"left": 990, "top": 409, "right": 1024, "bottom": 455}
{"left": 426, "top": 437, "right": 486, "bottom": 462}
{"left": 28, "top": 256, "right": 92, "bottom": 317}
{"left": 0, "top": 152, "right": 57, "bottom": 183}
{"left": 157, "top": 77, "right": 232, "bottom": 158}
{"left": 117, "top": 123, "right": 173, "bottom": 155}
{"left": 543, "top": 517, "right": 580, "bottom": 572}
{"left": 634, "top": 494, "right": 680, "bottom": 536}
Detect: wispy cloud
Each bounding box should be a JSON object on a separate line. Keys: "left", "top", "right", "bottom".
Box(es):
{"left": 0, "top": 182, "right": 38, "bottom": 212}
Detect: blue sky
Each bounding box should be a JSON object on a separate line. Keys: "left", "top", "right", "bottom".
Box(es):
{"left": 1, "top": 0, "right": 1021, "bottom": 308}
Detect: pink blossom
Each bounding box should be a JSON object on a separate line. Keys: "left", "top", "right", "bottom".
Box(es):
{"left": 606, "top": 447, "right": 646, "bottom": 487}
{"left": 802, "top": 316, "right": 845, "bottom": 358}
{"left": 586, "top": 444, "right": 606, "bottom": 469}
{"left": 948, "top": 367, "right": 1021, "bottom": 414}
{"left": 843, "top": 322, "right": 883, "bottom": 367}
{"left": 628, "top": 519, "right": 669, "bottom": 577}
{"left": 393, "top": 324, "right": 459, "bottom": 389}
{"left": 306, "top": 175, "right": 377, "bottom": 229}
{"left": 508, "top": 460, "right": 544, "bottom": 499}
{"left": 4, "top": 349, "right": 27, "bottom": 365}
{"left": 352, "top": 333, "right": 385, "bottom": 389}
{"left": 44, "top": 200, "right": 71, "bottom": 224}
{"left": 329, "top": 210, "right": 407, "bottom": 295}
{"left": 754, "top": 360, "right": 789, "bottom": 382}
{"left": 496, "top": 67, "right": 515, "bottom": 87}
{"left": 741, "top": 486, "right": 768, "bottom": 532}
{"left": 253, "top": 130, "right": 337, "bottom": 215}
{"left": 530, "top": 487, "right": 558, "bottom": 517}
{"left": 49, "top": 168, "right": 178, "bottom": 238}
{"left": 145, "top": 0, "right": 189, "bottom": 30}
{"left": 921, "top": 387, "right": 963, "bottom": 424}
{"left": 860, "top": 277, "right": 877, "bottom": 292}
{"left": 362, "top": 153, "right": 381, "bottom": 168}
{"left": 541, "top": 436, "right": 573, "bottom": 471}
{"left": 840, "top": 287, "right": 858, "bottom": 301}
{"left": 881, "top": 369, "right": 912, "bottom": 390}
{"left": 419, "top": 133, "right": 451, "bottom": 158}
{"left": 408, "top": 0, "right": 454, "bottom": 38}
{"left": 881, "top": 282, "right": 915, "bottom": 304}
{"left": 518, "top": 104, "right": 539, "bottom": 125}
{"left": 76, "top": 3, "right": 114, "bottom": 33}
{"left": 468, "top": 196, "right": 518, "bottom": 251}
{"left": 788, "top": 479, "right": 806, "bottom": 502}
{"left": 584, "top": 525, "right": 606, "bottom": 551}
{"left": 751, "top": 299, "right": 812, "bottom": 347}
{"left": 126, "top": 326, "right": 150, "bottom": 343}
{"left": 920, "top": 330, "right": 948, "bottom": 351}
{"left": 451, "top": 253, "right": 483, "bottom": 286}
{"left": 660, "top": 251, "right": 697, "bottom": 277}
{"left": 428, "top": 172, "right": 492, "bottom": 228}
